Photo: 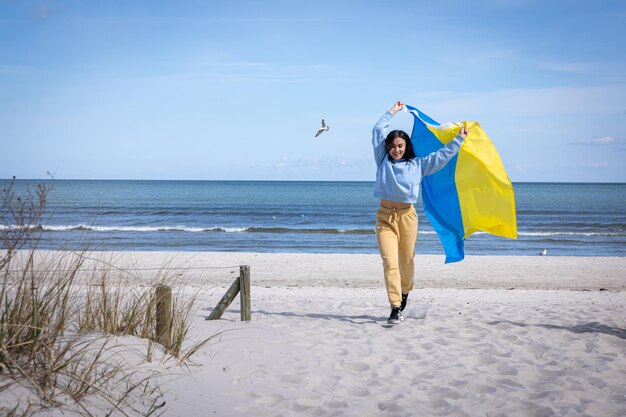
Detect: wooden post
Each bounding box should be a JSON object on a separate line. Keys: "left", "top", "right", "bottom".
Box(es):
{"left": 206, "top": 265, "right": 252, "bottom": 321}
{"left": 207, "top": 275, "right": 240, "bottom": 320}
{"left": 155, "top": 285, "right": 172, "bottom": 348}
{"left": 239, "top": 265, "right": 251, "bottom": 321}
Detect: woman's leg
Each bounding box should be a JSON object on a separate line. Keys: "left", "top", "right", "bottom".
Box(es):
{"left": 398, "top": 206, "right": 418, "bottom": 295}
{"left": 376, "top": 209, "right": 402, "bottom": 307}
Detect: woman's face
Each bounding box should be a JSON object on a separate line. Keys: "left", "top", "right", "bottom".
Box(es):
{"left": 387, "top": 138, "right": 406, "bottom": 161}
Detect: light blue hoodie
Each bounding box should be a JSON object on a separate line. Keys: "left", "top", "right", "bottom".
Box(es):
{"left": 372, "top": 111, "right": 465, "bottom": 203}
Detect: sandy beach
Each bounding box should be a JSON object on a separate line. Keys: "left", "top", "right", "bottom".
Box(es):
{"left": 124, "top": 252, "right": 625, "bottom": 416}
{"left": 3, "top": 251, "right": 626, "bottom": 416}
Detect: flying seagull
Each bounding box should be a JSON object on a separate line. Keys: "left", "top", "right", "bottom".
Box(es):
{"left": 315, "top": 119, "right": 329, "bottom": 137}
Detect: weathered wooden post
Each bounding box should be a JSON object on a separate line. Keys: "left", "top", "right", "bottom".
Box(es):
{"left": 155, "top": 285, "right": 172, "bottom": 348}
{"left": 207, "top": 275, "right": 240, "bottom": 320}
{"left": 239, "top": 265, "right": 251, "bottom": 321}
{"left": 206, "top": 265, "right": 251, "bottom": 321}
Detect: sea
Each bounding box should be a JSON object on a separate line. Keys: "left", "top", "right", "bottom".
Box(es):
{"left": 2, "top": 180, "right": 625, "bottom": 257}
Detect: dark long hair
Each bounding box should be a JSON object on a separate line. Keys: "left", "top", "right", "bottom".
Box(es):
{"left": 385, "top": 130, "right": 416, "bottom": 160}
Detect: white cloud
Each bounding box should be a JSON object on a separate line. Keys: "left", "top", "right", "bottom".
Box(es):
{"left": 592, "top": 161, "right": 609, "bottom": 169}
{"left": 541, "top": 61, "right": 626, "bottom": 81}
{"left": 270, "top": 157, "right": 374, "bottom": 181}
{"left": 136, "top": 60, "right": 341, "bottom": 85}
{"left": 418, "top": 85, "right": 626, "bottom": 119}
{"left": 569, "top": 136, "right": 626, "bottom": 146}
{"left": 0, "top": 64, "right": 37, "bottom": 75}
{"left": 536, "top": 61, "right": 594, "bottom": 75}
{"left": 273, "top": 157, "right": 370, "bottom": 172}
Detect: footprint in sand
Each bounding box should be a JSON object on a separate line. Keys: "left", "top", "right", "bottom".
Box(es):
{"left": 437, "top": 387, "right": 464, "bottom": 400}
{"left": 495, "top": 364, "right": 519, "bottom": 376}
{"left": 476, "top": 355, "right": 498, "bottom": 365}
{"left": 464, "top": 382, "right": 497, "bottom": 394}
{"left": 323, "top": 400, "right": 349, "bottom": 409}
{"left": 346, "top": 387, "right": 370, "bottom": 397}
{"left": 537, "top": 368, "right": 565, "bottom": 378}
{"left": 249, "top": 393, "right": 286, "bottom": 408}
{"left": 587, "top": 376, "right": 608, "bottom": 389}
{"left": 420, "top": 342, "right": 435, "bottom": 351}
{"left": 497, "top": 378, "right": 526, "bottom": 389}
{"left": 424, "top": 398, "right": 452, "bottom": 410}
{"left": 433, "top": 337, "right": 450, "bottom": 346}
{"left": 289, "top": 401, "right": 325, "bottom": 415}
{"left": 528, "top": 343, "right": 551, "bottom": 358}
{"left": 340, "top": 361, "right": 370, "bottom": 373}
{"left": 378, "top": 400, "right": 403, "bottom": 413}
{"left": 316, "top": 344, "right": 349, "bottom": 357}
{"left": 280, "top": 374, "right": 305, "bottom": 384}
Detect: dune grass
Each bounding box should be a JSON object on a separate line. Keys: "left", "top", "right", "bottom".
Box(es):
{"left": 1, "top": 179, "right": 215, "bottom": 416}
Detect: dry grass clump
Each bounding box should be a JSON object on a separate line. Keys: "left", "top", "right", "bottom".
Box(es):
{"left": 0, "top": 179, "right": 214, "bottom": 416}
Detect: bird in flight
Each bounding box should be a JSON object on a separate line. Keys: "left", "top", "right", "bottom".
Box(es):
{"left": 315, "top": 119, "right": 329, "bottom": 137}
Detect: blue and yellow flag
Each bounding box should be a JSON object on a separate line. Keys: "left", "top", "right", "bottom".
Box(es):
{"left": 406, "top": 105, "right": 517, "bottom": 263}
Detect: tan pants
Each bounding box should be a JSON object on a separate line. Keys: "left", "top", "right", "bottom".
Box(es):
{"left": 376, "top": 205, "right": 418, "bottom": 307}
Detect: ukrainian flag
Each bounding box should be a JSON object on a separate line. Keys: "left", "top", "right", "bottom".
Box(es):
{"left": 406, "top": 105, "right": 517, "bottom": 263}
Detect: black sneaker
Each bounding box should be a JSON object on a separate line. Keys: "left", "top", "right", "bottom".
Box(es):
{"left": 400, "top": 293, "right": 409, "bottom": 312}
{"left": 387, "top": 306, "right": 402, "bottom": 325}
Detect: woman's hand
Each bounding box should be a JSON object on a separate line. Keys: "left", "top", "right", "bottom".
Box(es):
{"left": 459, "top": 124, "right": 470, "bottom": 139}
{"left": 389, "top": 101, "right": 404, "bottom": 115}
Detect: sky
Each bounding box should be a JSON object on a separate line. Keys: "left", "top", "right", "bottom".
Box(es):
{"left": 1, "top": 0, "right": 625, "bottom": 182}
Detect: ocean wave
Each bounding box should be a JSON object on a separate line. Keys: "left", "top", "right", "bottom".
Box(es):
{"left": 0, "top": 224, "right": 228, "bottom": 233}
{"left": 467, "top": 230, "right": 623, "bottom": 237}
{"left": 0, "top": 224, "right": 374, "bottom": 235}
{"left": 246, "top": 227, "right": 374, "bottom": 235}
{"left": 2, "top": 224, "right": 623, "bottom": 237}
{"left": 517, "top": 231, "right": 624, "bottom": 237}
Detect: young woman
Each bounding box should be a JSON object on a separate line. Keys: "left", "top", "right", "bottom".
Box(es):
{"left": 373, "top": 101, "right": 468, "bottom": 324}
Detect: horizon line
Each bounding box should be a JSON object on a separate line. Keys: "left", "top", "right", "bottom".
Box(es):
{"left": 2, "top": 178, "right": 626, "bottom": 185}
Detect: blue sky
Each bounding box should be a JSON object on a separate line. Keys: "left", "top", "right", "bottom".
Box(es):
{"left": 1, "top": 0, "right": 625, "bottom": 182}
